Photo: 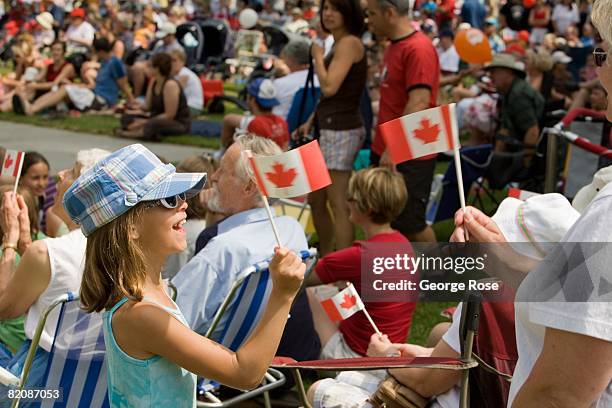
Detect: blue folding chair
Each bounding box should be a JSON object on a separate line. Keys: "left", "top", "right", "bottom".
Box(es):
{"left": 7, "top": 293, "right": 108, "bottom": 408}
{"left": 197, "top": 248, "right": 318, "bottom": 408}
{"left": 427, "top": 145, "right": 496, "bottom": 224}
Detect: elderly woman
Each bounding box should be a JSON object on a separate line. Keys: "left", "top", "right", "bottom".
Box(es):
{"left": 453, "top": 2, "right": 612, "bottom": 405}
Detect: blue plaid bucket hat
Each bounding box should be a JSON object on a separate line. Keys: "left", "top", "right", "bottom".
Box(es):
{"left": 63, "top": 144, "right": 207, "bottom": 236}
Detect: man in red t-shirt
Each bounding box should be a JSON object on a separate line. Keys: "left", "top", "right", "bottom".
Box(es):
{"left": 221, "top": 77, "right": 290, "bottom": 150}
{"left": 303, "top": 168, "right": 418, "bottom": 358}
{"left": 367, "top": 0, "right": 440, "bottom": 244}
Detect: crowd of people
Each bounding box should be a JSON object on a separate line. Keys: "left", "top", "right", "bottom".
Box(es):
{"left": 0, "top": 0, "right": 610, "bottom": 406}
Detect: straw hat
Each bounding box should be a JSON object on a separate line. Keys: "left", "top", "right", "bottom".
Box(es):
{"left": 36, "top": 12, "right": 54, "bottom": 30}
{"left": 484, "top": 53, "right": 526, "bottom": 78}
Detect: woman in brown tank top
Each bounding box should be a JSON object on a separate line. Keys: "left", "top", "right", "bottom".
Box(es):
{"left": 117, "top": 53, "right": 191, "bottom": 140}
{"left": 294, "top": 0, "right": 367, "bottom": 256}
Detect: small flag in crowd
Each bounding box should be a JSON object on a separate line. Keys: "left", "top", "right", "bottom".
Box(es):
{"left": 378, "top": 104, "right": 459, "bottom": 165}
{"left": 1, "top": 150, "right": 24, "bottom": 178}
{"left": 248, "top": 140, "right": 331, "bottom": 198}
{"left": 2, "top": 150, "right": 25, "bottom": 195}
{"left": 508, "top": 188, "right": 540, "bottom": 201}
{"left": 320, "top": 283, "right": 364, "bottom": 322}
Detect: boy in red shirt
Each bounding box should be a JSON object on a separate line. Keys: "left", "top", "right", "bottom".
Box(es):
{"left": 304, "top": 167, "right": 418, "bottom": 358}
{"left": 221, "top": 77, "right": 290, "bottom": 150}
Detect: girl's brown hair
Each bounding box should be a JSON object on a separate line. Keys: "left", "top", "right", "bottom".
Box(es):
{"left": 80, "top": 203, "right": 148, "bottom": 313}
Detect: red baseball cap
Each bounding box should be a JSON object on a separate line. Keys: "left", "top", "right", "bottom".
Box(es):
{"left": 70, "top": 8, "right": 86, "bottom": 19}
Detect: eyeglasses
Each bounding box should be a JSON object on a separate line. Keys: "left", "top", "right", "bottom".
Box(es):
{"left": 593, "top": 48, "right": 608, "bottom": 67}
{"left": 144, "top": 192, "right": 187, "bottom": 209}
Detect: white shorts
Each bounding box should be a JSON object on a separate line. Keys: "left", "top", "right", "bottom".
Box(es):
{"left": 313, "top": 371, "right": 383, "bottom": 408}
{"left": 320, "top": 331, "right": 361, "bottom": 360}
{"left": 64, "top": 85, "right": 106, "bottom": 111}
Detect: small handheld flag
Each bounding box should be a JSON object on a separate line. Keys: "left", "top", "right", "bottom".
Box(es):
{"left": 378, "top": 104, "right": 459, "bottom": 165}
{"left": 248, "top": 141, "right": 331, "bottom": 199}
{"left": 246, "top": 141, "right": 331, "bottom": 247}
{"left": 320, "top": 283, "right": 381, "bottom": 335}
{"left": 1, "top": 150, "right": 25, "bottom": 195}
{"left": 378, "top": 104, "right": 469, "bottom": 239}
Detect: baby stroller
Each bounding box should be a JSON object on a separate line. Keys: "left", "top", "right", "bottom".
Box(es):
{"left": 260, "top": 25, "right": 290, "bottom": 57}
{"left": 177, "top": 19, "right": 232, "bottom": 76}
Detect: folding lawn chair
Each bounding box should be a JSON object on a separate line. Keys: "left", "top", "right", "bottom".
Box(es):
{"left": 271, "top": 199, "right": 315, "bottom": 241}
{"left": 426, "top": 145, "right": 496, "bottom": 224}
{"left": 542, "top": 108, "right": 612, "bottom": 194}
{"left": 272, "top": 292, "right": 483, "bottom": 408}
{"left": 196, "top": 248, "right": 318, "bottom": 408}
{"left": 5, "top": 292, "right": 108, "bottom": 408}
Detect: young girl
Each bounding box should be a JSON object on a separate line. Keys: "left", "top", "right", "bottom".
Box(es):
{"left": 63, "top": 144, "right": 306, "bottom": 407}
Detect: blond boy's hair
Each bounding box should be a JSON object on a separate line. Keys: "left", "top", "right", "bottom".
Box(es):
{"left": 347, "top": 167, "right": 407, "bottom": 224}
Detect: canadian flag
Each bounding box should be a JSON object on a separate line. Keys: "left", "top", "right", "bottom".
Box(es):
{"left": 508, "top": 188, "right": 540, "bottom": 201}
{"left": 1, "top": 150, "right": 24, "bottom": 178}
{"left": 247, "top": 141, "right": 331, "bottom": 198}
{"left": 320, "top": 284, "right": 364, "bottom": 322}
{"left": 378, "top": 104, "right": 459, "bottom": 164}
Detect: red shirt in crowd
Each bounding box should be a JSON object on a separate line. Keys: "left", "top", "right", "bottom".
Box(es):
{"left": 315, "top": 231, "right": 417, "bottom": 356}
{"left": 247, "top": 114, "right": 290, "bottom": 149}
{"left": 372, "top": 31, "right": 440, "bottom": 160}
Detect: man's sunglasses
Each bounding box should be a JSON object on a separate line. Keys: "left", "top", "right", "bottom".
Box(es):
{"left": 144, "top": 192, "right": 187, "bottom": 209}
{"left": 593, "top": 48, "right": 608, "bottom": 67}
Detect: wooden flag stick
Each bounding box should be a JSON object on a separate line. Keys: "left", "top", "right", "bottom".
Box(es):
{"left": 260, "top": 191, "right": 283, "bottom": 248}
{"left": 347, "top": 282, "right": 381, "bottom": 336}
{"left": 243, "top": 149, "right": 282, "bottom": 247}
{"left": 453, "top": 145, "right": 469, "bottom": 241}
{"left": 12, "top": 155, "right": 24, "bottom": 196}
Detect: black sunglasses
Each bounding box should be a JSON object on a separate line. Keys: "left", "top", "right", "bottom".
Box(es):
{"left": 144, "top": 192, "right": 187, "bottom": 209}
{"left": 593, "top": 48, "right": 608, "bottom": 67}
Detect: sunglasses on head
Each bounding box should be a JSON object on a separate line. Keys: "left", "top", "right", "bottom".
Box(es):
{"left": 144, "top": 192, "right": 187, "bottom": 209}
{"left": 593, "top": 48, "right": 608, "bottom": 67}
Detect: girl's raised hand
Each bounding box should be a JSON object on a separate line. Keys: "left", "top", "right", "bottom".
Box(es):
{"left": 269, "top": 247, "right": 305, "bottom": 298}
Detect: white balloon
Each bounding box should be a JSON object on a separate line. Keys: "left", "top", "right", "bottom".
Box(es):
{"left": 239, "top": 8, "right": 258, "bottom": 29}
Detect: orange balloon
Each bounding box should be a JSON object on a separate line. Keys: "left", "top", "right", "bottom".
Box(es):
{"left": 454, "top": 29, "right": 493, "bottom": 64}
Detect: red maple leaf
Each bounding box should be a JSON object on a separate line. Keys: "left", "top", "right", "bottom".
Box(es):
{"left": 4, "top": 155, "right": 13, "bottom": 169}
{"left": 265, "top": 162, "right": 297, "bottom": 188}
{"left": 413, "top": 117, "right": 440, "bottom": 144}
{"left": 339, "top": 293, "right": 357, "bottom": 309}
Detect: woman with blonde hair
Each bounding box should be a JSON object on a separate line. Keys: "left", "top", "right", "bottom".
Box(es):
{"left": 64, "top": 144, "right": 305, "bottom": 406}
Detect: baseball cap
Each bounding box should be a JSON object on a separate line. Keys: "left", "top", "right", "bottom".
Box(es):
{"left": 485, "top": 17, "right": 498, "bottom": 27}
{"left": 63, "top": 144, "right": 207, "bottom": 237}
{"left": 156, "top": 22, "right": 177, "bottom": 39}
{"left": 70, "top": 8, "right": 86, "bottom": 19}
{"left": 492, "top": 194, "right": 580, "bottom": 260}
{"left": 552, "top": 50, "right": 572, "bottom": 64}
{"left": 572, "top": 165, "right": 612, "bottom": 213}
{"left": 246, "top": 77, "right": 280, "bottom": 108}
